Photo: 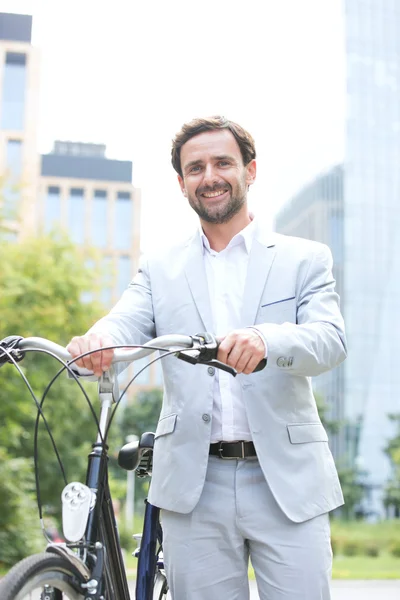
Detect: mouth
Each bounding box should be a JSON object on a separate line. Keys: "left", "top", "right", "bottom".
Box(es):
{"left": 200, "top": 188, "right": 229, "bottom": 200}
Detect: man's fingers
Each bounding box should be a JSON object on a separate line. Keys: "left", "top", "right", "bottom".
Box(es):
{"left": 217, "top": 335, "right": 235, "bottom": 364}
{"left": 99, "top": 335, "right": 115, "bottom": 372}
{"left": 216, "top": 329, "right": 265, "bottom": 374}
{"left": 67, "top": 333, "right": 115, "bottom": 377}
{"left": 89, "top": 335, "right": 102, "bottom": 375}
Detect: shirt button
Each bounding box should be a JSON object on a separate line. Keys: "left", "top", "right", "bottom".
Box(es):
{"left": 207, "top": 366, "right": 215, "bottom": 376}
{"left": 202, "top": 414, "right": 211, "bottom": 423}
{"left": 277, "top": 357, "right": 287, "bottom": 368}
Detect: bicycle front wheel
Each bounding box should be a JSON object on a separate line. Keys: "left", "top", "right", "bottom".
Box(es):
{"left": 0, "top": 552, "right": 87, "bottom": 600}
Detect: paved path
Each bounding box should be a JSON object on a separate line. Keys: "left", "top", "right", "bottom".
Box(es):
{"left": 129, "top": 578, "right": 400, "bottom": 598}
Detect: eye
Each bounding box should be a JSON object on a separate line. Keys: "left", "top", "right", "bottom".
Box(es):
{"left": 189, "top": 165, "right": 202, "bottom": 173}
{"left": 218, "top": 161, "right": 230, "bottom": 167}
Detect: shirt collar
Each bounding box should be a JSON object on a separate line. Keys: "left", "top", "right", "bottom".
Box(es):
{"left": 200, "top": 214, "right": 257, "bottom": 255}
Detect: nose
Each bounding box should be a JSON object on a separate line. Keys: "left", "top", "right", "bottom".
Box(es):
{"left": 202, "top": 163, "right": 217, "bottom": 187}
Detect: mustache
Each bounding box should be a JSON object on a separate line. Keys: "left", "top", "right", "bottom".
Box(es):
{"left": 197, "top": 183, "right": 231, "bottom": 196}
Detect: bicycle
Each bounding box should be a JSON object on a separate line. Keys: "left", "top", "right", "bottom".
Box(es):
{"left": 0, "top": 332, "right": 266, "bottom": 600}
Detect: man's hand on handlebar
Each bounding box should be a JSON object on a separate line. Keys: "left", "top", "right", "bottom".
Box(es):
{"left": 217, "top": 328, "right": 266, "bottom": 375}
{"left": 67, "top": 333, "right": 115, "bottom": 377}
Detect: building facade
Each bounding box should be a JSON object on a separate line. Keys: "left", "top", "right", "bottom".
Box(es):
{"left": 274, "top": 165, "right": 346, "bottom": 461}
{"left": 0, "top": 12, "right": 162, "bottom": 391}
{"left": 276, "top": 0, "right": 400, "bottom": 517}
{"left": 343, "top": 0, "right": 400, "bottom": 516}
{"left": 0, "top": 12, "right": 40, "bottom": 237}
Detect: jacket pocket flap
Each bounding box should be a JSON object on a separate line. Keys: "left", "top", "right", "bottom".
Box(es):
{"left": 287, "top": 423, "right": 328, "bottom": 444}
{"left": 155, "top": 413, "right": 178, "bottom": 438}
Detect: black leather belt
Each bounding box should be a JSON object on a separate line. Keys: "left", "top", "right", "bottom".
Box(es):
{"left": 209, "top": 441, "right": 257, "bottom": 460}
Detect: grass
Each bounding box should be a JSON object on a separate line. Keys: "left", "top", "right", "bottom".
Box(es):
{"left": 4, "top": 517, "right": 400, "bottom": 581}
{"left": 68, "top": 516, "right": 400, "bottom": 582}
{"left": 332, "top": 552, "right": 400, "bottom": 579}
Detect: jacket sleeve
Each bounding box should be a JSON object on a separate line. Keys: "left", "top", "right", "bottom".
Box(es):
{"left": 255, "top": 244, "right": 347, "bottom": 376}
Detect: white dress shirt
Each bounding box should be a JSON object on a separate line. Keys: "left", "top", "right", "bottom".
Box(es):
{"left": 201, "top": 218, "right": 266, "bottom": 443}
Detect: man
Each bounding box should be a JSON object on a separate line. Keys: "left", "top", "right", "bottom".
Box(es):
{"left": 68, "top": 116, "right": 347, "bottom": 599}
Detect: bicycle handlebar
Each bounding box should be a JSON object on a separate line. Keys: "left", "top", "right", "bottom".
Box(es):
{"left": 0, "top": 333, "right": 267, "bottom": 377}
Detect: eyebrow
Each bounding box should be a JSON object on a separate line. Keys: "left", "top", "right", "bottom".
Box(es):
{"left": 183, "top": 155, "right": 235, "bottom": 173}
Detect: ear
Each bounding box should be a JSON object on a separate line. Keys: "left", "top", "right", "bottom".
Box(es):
{"left": 246, "top": 160, "right": 257, "bottom": 187}
{"left": 178, "top": 175, "right": 187, "bottom": 196}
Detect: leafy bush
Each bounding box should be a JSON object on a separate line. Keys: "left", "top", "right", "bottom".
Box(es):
{"left": 342, "top": 540, "right": 362, "bottom": 556}
{"left": 389, "top": 540, "right": 400, "bottom": 557}
{"left": 364, "top": 542, "right": 380, "bottom": 557}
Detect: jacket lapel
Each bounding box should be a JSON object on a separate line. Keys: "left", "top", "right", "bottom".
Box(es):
{"left": 240, "top": 234, "right": 277, "bottom": 328}
{"left": 184, "top": 231, "right": 214, "bottom": 333}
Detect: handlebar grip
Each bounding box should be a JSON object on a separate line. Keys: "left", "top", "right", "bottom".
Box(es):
{"left": 213, "top": 338, "right": 267, "bottom": 374}
{"left": 252, "top": 358, "right": 267, "bottom": 373}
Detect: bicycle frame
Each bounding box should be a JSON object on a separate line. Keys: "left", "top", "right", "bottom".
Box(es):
{"left": 136, "top": 500, "right": 162, "bottom": 598}
{"left": 76, "top": 370, "right": 132, "bottom": 600}
{"left": 80, "top": 370, "right": 166, "bottom": 600}
{"left": 84, "top": 441, "right": 131, "bottom": 599}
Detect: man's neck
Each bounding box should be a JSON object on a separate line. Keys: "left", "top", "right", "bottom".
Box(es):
{"left": 201, "top": 210, "right": 252, "bottom": 252}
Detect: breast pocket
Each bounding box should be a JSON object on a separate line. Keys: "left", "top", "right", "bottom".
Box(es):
{"left": 256, "top": 296, "right": 297, "bottom": 325}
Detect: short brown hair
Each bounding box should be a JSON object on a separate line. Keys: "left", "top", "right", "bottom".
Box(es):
{"left": 171, "top": 116, "right": 256, "bottom": 177}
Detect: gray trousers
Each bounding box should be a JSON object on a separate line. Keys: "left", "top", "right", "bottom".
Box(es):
{"left": 161, "top": 456, "right": 332, "bottom": 600}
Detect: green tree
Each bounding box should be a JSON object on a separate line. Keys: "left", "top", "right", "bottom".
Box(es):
{"left": 0, "top": 231, "right": 104, "bottom": 566}
{"left": 383, "top": 414, "right": 400, "bottom": 514}
{"left": 119, "top": 389, "right": 163, "bottom": 441}
{"left": 108, "top": 389, "right": 163, "bottom": 511}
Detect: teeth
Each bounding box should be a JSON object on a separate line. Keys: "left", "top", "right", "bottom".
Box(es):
{"left": 203, "top": 190, "right": 226, "bottom": 198}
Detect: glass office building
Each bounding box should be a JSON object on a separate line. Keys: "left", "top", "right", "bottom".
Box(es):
{"left": 344, "top": 0, "right": 400, "bottom": 515}
{"left": 276, "top": 0, "right": 400, "bottom": 516}
{"left": 275, "top": 166, "right": 346, "bottom": 461}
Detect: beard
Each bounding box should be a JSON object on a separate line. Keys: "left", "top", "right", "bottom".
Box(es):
{"left": 188, "top": 183, "right": 247, "bottom": 224}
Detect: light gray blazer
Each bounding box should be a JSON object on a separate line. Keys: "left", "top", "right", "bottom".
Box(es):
{"left": 92, "top": 224, "right": 347, "bottom": 522}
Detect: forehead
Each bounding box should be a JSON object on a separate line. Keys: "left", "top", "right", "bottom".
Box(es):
{"left": 180, "top": 129, "right": 242, "bottom": 167}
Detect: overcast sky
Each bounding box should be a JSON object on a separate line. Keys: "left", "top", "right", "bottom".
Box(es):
{"left": 1, "top": 0, "right": 346, "bottom": 252}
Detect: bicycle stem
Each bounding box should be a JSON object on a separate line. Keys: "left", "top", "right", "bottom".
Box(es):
{"left": 96, "top": 368, "right": 119, "bottom": 444}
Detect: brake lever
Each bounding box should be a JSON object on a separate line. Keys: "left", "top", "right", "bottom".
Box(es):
{"left": 0, "top": 335, "right": 25, "bottom": 367}
{"left": 201, "top": 359, "right": 237, "bottom": 377}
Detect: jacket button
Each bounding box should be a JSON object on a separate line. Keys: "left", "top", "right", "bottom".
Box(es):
{"left": 202, "top": 414, "right": 211, "bottom": 422}
{"left": 277, "top": 357, "right": 287, "bottom": 367}
{"left": 207, "top": 366, "right": 215, "bottom": 376}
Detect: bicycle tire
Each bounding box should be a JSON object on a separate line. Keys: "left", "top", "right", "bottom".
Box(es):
{"left": 0, "top": 552, "right": 87, "bottom": 600}
{"left": 153, "top": 569, "right": 170, "bottom": 599}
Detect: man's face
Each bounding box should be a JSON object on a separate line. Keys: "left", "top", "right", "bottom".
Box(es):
{"left": 178, "top": 129, "right": 256, "bottom": 224}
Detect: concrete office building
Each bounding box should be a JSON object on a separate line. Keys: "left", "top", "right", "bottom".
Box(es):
{"left": 37, "top": 140, "right": 163, "bottom": 387}
{"left": 275, "top": 0, "right": 400, "bottom": 516}
{"left": 0, "top": 12, "right": 161, "bottom": 390}
{"left": 0, "top": 12, "right": 40, "bottom": 237}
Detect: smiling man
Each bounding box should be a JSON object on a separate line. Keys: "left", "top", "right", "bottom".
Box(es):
{"left": 68, "top": 116, "right": 347, "bottom": 600}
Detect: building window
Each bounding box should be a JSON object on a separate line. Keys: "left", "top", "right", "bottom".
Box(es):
{"left": 117, "top": 255, "right": 131, "bottom": 296}
{"left": 92, "top": 189, "right": 108, "bottom": 247}
{"left": 115, "top": 191, "right": 132, "bottom": 250}
{"left": 68, "top": 188, "right": 85, "bottom": 244}
{"left": 1, "top": 53, "right": 27, "bottom": 131}
{"left": 45, "top": 186, "right": 61, "bottom": 232}
{"left": 3, "top": 139, "right": 23, "bottom": 218}
{"left": 6, "top": 139, "right": 22, "bottom": 175}
{"left": 329, "top": 211, "right": 344, "bottom": 263}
